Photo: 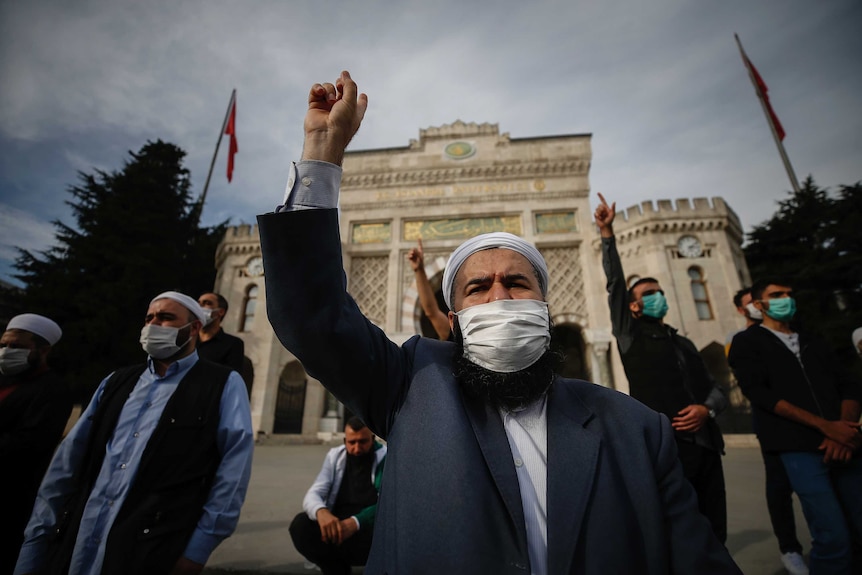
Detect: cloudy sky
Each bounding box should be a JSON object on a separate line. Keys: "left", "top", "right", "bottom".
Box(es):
{"left": 1, "top": 0, "right": 860, "bottom": 287}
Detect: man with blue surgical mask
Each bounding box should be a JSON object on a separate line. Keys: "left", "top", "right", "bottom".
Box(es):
{"left": 255, "top": 70, "right": 741, "bottom": 574}
{"left": 15, "top": 291, "right": 254, "bottom": 575}
{"left": 729, "top": 279, "right": 862, "bottom": 574}
{"left": 595, "top": 193, "right": 730, "bottom": 545}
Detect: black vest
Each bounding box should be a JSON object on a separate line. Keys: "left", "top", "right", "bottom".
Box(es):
{"left": 43, "top": 359, "right": 230, "bottom": 575}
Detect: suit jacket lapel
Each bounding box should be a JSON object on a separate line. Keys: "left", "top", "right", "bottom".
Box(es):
{"left": 461, "top": 389, "right": 530, "bottom": 554}
{"left": 547, "top": 381, "right": 600, "bottom": 574}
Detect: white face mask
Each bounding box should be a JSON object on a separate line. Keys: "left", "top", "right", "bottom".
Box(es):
{"left": 0, "top": 347, "right": 32, "bottom": 376}
{"left": 203, "top": 308, "right": 221, "bottom": 327}
{"left": 745, "top": 302, "right": 763, "bottom": 321}
{"left": 456, "top": 299, "right": 550, "bottom": 373}
{"left": 140, "top": 323, "right": 191, "bottom": 359}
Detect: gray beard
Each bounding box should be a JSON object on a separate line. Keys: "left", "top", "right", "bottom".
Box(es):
{"left": 452, "top": 319, "right": 557, "bottom": 411}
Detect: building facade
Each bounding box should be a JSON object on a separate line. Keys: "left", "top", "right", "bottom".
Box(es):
{"left": 213, "top": 121, "right": 752, "bottom": 438}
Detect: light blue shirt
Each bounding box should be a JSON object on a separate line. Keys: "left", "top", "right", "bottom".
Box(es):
{"left": 501, "top": 398, "right": 549, "bottom": 575}
{"left": 15, "top": 351, "right": 254, "bottom": 575}
{"left": 279, "top": 160, "right": 549, "bottom": 574}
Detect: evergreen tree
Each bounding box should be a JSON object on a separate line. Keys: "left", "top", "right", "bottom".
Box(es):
{"left": 11, "top": 140, "right": 227, "bottom": 401}
{"left": 744, "top": 176, "right": 862, "bottom": 369}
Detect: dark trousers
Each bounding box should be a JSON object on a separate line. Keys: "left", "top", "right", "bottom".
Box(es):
{"left": 762, "top": 450, "right": 803, "bottom": 554}
{"left": 289, "top": 512, "right": 373, "bottom": 575}
{"left": 677, "top": 440, "right": 728, "bottom": 543}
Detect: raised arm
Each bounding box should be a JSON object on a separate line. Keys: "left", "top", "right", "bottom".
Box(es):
{"left": 259, "top": 72, "right": 409, "bottom": 440}
{"left": 407, "top": 238, "right": 451, "bottom": 340}
{"left": 595, "top": 193, "right": 635, "bottom": 352}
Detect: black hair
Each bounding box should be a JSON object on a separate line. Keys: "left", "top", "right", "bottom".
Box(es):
{"left": 751, "top": 278, "right": 793, "bottom": 302}
{"left": 733, "top": 287, "right": 751, "bottom": 309}
{"left": 344, "top": 416, "right": 367, "bottom": 432}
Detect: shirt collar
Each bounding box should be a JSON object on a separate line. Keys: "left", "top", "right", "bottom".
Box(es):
{"left": 146, "top": 350, "right": 199, "bottom": 378}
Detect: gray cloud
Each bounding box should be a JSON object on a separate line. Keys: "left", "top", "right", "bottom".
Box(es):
{"left": 1, "top": 0, "right": 860, "bottom": 286}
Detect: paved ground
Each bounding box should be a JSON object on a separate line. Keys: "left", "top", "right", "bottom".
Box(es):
{"left": 203, "top": 440, "right": 810, "bottom": 575}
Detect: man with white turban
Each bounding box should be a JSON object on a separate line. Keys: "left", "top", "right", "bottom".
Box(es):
{"left": 1, "top": 314, "right": 72, "bottom": 574}
{"left": 15, "top": 291, "right": 254, "bottom": 575}
{"left": 255, "top": 71, "right": 741, "bottom": 574}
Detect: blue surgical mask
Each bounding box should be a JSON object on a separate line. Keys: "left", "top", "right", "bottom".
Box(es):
{"left": 641, "top": 292, "right": 669, "bottom": 319}
{"left": 764, "top": 297, "right": 796, "bottom": 322}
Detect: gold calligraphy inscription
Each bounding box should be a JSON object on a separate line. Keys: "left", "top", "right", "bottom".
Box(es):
{"left": 403, "top": 216, "right": 522, "bottom": 241}
{"left": 535, "top": 211, "right": 576, "bottom": 234}
{"left": 351, "top": 222, "right": 392, "bottom": 244}
{"left": 374, "top": 180, "right": 538, "bottom": 201}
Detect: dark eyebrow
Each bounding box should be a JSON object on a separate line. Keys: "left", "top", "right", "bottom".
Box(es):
{"left": 145, "top": 311, "right": 178, "bottom": 321}
{"left": 464, "top": 272, "right": 533, "bottom": 289}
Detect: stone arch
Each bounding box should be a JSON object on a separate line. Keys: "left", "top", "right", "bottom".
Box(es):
{"left": 272, "top": 360, "right": 307, "bottom": 434}
{"left": 550, "top": 321, "right": 588, "bottom": 380}
{"left": 400, "top": 254, "right": 449, "bottom": 334}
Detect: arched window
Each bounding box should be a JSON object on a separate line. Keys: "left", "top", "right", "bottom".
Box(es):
{"left": 688, "top": 267, "right": 713, "bottom": 320}
{"left": 241, "top": 285, "right": 258, "bottom": 332}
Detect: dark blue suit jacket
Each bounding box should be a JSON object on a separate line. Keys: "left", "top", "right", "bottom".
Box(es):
{"left": 258, "top": 208, "right": 740, "bottom": 574}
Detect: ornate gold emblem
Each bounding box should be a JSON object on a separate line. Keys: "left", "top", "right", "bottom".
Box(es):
{"left": 444, "top": 141, "right": 476, "bottom": 160}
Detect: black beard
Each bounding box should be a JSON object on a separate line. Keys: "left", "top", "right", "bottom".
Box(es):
{"left": 452, "top": 318, "right": 558, "bottom": 411}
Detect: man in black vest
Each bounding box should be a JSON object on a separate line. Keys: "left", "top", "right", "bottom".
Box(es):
{"left": 596, "top": 193, "right": 730, "bottom": 543}
{"left": 14, "top": 291, "right": 254, "bottom": 575}
{"left": 290, "top": 416, "right": 386, "bottom": 575}
{"left": 0, "top": 314, "right": 72, "bottom": 574}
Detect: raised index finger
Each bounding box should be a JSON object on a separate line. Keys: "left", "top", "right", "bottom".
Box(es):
{"left": 597, "top": 192, "right": 608, "bottom": 207}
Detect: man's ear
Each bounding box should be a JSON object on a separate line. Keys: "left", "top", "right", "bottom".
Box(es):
{"left": 448, "top": 311, "right": 456, "bottom": 333}
{"left": 754, "top": 299, "right": 766, "bottom": 312}
{"left": 628, "top": 300, "right": 641, "bottom": 317}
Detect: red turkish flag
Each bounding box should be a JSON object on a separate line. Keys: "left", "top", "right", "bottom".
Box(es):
{"left": 225, "top": 99, "right": 238, "bottom": 182}
{"left": 743, "top": 53, "right": 786, "bottom": 141}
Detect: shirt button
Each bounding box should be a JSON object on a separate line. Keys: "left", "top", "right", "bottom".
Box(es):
{"left": 133, "top": 432, "right": 139, "bottom": 438}
{"left": 514, "top": 458, "right": 523, "bottom": 467}
{"left": 143, "top": 528, "right": 150, "bottom": 534}
{"left": 301, "top": 176, "right": 312, "bottom": 187}
{"left": 120, "top": 463, "right": 127, "bottom": 469}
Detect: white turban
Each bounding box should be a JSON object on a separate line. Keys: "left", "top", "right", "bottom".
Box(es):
{"left": 441, "top": 232, "right": 549, "bottom": 309}
{"left": 6, "top": 313, "right": 62, "bottom": 345}
{"left": 150, "top": 291, "right": 208, "bottom": 323}
{"left": 852, "top": 327, "right": 862, "bottom": 352}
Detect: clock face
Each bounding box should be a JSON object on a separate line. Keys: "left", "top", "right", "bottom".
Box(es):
{"left": 677, "top": 235, "right": 702, "bottom": 258}
{"left": 246, "top": 256, "right": 264, "bottom": 277}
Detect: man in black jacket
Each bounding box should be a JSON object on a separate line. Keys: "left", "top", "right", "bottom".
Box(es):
{"left": 0, "top": 314, "right": 72, "bottom": 574}
{"left": 729, "top": 278, "right": 862, "bottom": 574}
{"left": 595, "top": 193, "right": 730, "bottom": 543}
{"left": 197, "top": 293, "right": 245, "bottom": 374}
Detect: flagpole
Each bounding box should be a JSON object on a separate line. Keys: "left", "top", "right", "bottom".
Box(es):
{"left": 734, "top": 34, "right": 800, "bottom": 193}
{"left": 195, "top": 89, "right": 236, "bottom": 226}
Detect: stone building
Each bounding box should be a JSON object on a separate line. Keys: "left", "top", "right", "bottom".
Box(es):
{"left": 213, "top": 121, "right": 752, "bottom": 439}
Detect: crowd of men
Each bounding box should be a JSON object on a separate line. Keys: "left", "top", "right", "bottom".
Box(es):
{"left": 2, "top": 69, "right": 860, "bottom": 575}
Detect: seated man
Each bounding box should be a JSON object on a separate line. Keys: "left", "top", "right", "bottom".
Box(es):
{"left": 290, "top": 417, "right": 386, "bottom": 575}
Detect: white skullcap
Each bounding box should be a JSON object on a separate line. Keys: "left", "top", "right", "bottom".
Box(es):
{"left": 6, "top": 313, "right": 62, "bottom": 345}
{"left": 852, "top": 327, "right": 862, "bottom": 350}
{"left": 150, "top": 291, "right": 207, "bottom": 323}
{"left": 441, "top": 232, "right": 549, "bottom": 309}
